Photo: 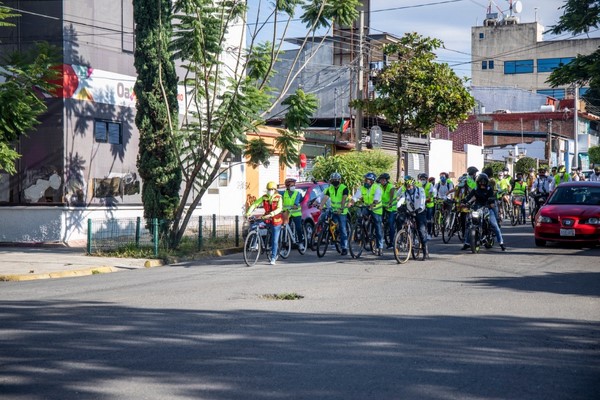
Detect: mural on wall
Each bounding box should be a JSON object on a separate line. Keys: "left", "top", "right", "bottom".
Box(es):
{"left": 23, "top": 167, "right": 62, "bottom": 203}
{"left": 93, "top": 172, "right": 140, "bottom": 199}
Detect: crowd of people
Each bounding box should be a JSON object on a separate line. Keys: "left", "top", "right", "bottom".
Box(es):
{"left": 245, "top": 164, "right": 600, "bottom": 265}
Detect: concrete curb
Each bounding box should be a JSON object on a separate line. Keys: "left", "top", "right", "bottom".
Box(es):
{"left": 0, "top": 248, "right": 241, "bottom": 282}
{"left": 0, "top": 266, "right": 118, "bottom": 282}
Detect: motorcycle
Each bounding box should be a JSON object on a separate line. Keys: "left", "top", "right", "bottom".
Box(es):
{"left": 466, "top": 204, "right": 495, "bottom": 253}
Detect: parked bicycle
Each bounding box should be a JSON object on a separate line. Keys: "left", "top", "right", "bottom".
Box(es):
{"left": 348, "top": 204, "right": 378, "bottom": 258}
{"left": 393, "top": 207, "right": 422, "bottom": 264}
{"left": 243, "top": 216, "right": 278, "bottom": 267}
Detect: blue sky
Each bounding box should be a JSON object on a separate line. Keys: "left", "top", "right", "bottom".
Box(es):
{"left": 246, "top": 0, "right": 599, "bottom": 80}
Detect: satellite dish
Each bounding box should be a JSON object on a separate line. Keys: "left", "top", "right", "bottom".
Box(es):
{"left": 513, "top": 1, "right": 523, "bottom": 14}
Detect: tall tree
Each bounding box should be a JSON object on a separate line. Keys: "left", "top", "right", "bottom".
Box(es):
{"left": 0, "top": 3, "right": 59, "bottom": 174}
{"left": 353, "top": 33, "right": 475, "bottom": 178}
{"left": 546, "top": 0, "right": 600, "bottom": 106}
{"left": 133, "top": 0, "right": 182, "bottom": 231}
{"left": 149, "top": 0, "right": 359, "bottom": 248}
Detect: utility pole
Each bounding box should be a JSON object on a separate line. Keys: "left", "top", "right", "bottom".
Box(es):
{"left": 354, "top": 10, "right": 364, "bottom": 151}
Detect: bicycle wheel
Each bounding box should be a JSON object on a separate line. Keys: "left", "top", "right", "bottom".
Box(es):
{"left": 457, "top": 215, "right": 465, "bottom": 242}
{"left": 316, "top": 226, "right": 330, "bottom": 258}
{"left": 297, "top": 224, "right": 308, "bottom": 255}
{"left": 394, "top": 229, "right": 411, "bottom": 264}
{"left": 442, "top": 212, "right": 455, "bottom": 244}
{"left": 311, "top": 221, "right": 325, "bottom": 251}
{"left": 364, "top": 220, "right": 375, "bottom": 253}
{"left": 279, "top": 225, "right": 292, "bottom": 259}
{"left": 433, "top": 209, "right": 442, "bottom": 237}
{"left": 349, "top": 222, "right": 364, "bottom": 258}
{"left": 411, "top": 229, "right": 421, "bottom": 260}
{"left": 512, "top": 206, "right": 521, "bottom": 226}
{"left": 243, "top": 231, "right": 261, "bottom": 267}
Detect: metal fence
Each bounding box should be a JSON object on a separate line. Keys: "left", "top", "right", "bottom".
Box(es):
{"left": 87, "top": 215, "right": 242, "bottom": 256}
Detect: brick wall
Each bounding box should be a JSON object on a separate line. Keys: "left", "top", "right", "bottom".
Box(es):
{"left": 432, "top": 116, "right": 483, "bottom": 152}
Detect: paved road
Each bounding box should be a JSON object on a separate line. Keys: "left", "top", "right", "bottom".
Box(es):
{"left": 1, "top": 224, "right": 599, "bottom": 399}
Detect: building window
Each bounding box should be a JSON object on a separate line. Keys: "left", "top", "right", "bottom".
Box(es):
{"left": 94, "top": 120, "right": 122, "bottom": 144}
{"left": 488, "top": 60, "right": 494, "bottom": 69}
{"left": 479, "top": 33, "right": 484, "bottom": 39}
{"left": 482, "top": 61, "right": 487, "bottom": 70}
{"left": 537, "top": 57, "right": 574, "bottom": 73}
{"left": 504, "top": 59, "right": 534, "bottom": 74}
{"left": 537, "top": 89, "right": 566, "bottom": 99}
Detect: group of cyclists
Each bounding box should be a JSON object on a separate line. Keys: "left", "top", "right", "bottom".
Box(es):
{"left": 245, "top": 163, "right": 600, "bottom": 265}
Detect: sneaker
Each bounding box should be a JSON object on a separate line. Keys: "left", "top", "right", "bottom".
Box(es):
{"left": 269, "top": 257, "right": 276, "bottom": 265}
{"left": 341, "top": 249, "right": 348, "bottom": 256}
{"left": 499, "top": 243, "right": 506, "bottom": 251}
{"left": 377, "top": 248, "right": 384, "bottom": 256}
{"left": 298, "top": 244, "right": 305, "bottom": 252}
{"left": 461, "top": 244, "right": 470, "bottom": 250}
{"left": 386, "top": 244, "right": 394, "bottom": 250}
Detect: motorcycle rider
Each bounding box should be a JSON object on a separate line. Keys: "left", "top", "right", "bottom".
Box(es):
{"left": 351, "top": 172, "right": 384, "bottom": 256}
{"left": 396, "top": 176, "right": 430, "bottom": 260}
{"left": 318, "top": 172, "right": 350, "bottom": 256}
{"left": 461, "top": 173, "right": 506, "bottom": 251}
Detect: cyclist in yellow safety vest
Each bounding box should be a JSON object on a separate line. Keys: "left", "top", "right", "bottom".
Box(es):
{"left": 282, "top": 177, "right": 305, "bottom": 251}
{"left": 351, "top": 172, "right": 384, "bottom": 256}
{"left": 466, "top": 166, "right": 479, "bottom": 191}
{"left": 417, "top": 173, "right": 435, "bottom": 236}
{"left": 552, "top": 165, "right": 571, "bottom": 190}
{"left": 511, "top": 172, "right": 527, "bottom": 224}
{"left": 378, "top": 172, "right": 397, "bottom": 249}
{"left": 318, "top": 172, "right": 350, "bottom": 256}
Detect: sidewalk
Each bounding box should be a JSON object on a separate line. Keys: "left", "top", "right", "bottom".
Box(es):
{"left": 0, "top": 246, "right": 163, "bottom": 282}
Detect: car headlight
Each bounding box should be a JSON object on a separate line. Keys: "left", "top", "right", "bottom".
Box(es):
{"left": 583, "top": 217, "right": 600, "bottom": 225}
{"left": 538, "top": 216, "right": 553, "bottom": 223}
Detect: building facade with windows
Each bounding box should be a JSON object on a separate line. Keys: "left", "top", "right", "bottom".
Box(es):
{"left": 471, "top": 20, "right": 600, "bottom": 99}
{"left": 0, "top": 0, "right": 251, "bottom": 243}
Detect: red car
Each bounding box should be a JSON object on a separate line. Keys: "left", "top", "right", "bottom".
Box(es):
{"left": 534, "top": 181, "right": 600, "bottom": 247}
{"left": 278, "top": 181, "right": 330, "bottom": 244}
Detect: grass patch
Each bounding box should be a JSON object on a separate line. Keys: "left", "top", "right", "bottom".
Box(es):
{"left": 260, "top": 292, "right": 304, "bottom": 300}
{"left": 91, "top": 270, "right": 101, "bottom": 275}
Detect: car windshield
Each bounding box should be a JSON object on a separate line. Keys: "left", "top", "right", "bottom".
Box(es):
{"left": 547, "top": 186, "right": 600, "bottom": 205}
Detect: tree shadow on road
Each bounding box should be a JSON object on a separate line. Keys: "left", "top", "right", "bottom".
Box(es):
{"left": 0, "top": 300, "right": 598, "bottom": 399}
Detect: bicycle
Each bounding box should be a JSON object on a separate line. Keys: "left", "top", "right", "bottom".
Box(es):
{"left": 279, "top": 212, "right": 307, "bottom": 259}
{"left": 243, "top": 216, "right": 277, "bottom": 267}
{"left": 393, "top": 207, "right": 422, "bottom": 263}
{"left": 530, "top": 193, "right": 548, "bottom": 228}
{"left": 432, "top": 198, "right": 448, "bottom": 238}
{"left": 511, "top": 195, "right": 525, "bottom": 226}
{"left": 348, "top": 205, "right": 378, "bottom": 258}
{"left": 442, "top": 201, "right": 465, "bottom": 244}
{"left": 498, "top": 192, "right": 513, "bottom": 222}
{"left": 314, "top": 208, "right": 349, "bottom": 258}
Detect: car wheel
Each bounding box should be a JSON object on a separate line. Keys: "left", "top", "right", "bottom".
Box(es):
{"left": 304, "top": 221, "right": 315, "bottom": 249}
{"left": 534, "top": 239, "right": 546, "bottom": 247}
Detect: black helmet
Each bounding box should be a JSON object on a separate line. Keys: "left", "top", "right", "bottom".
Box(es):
{"left": 378, "top": 173, "right": 390, "bottom": 181}
{"left": 476, "top": 173, "right": 489, "bottom": 185}
{"left": 467, "top": 166, "right": 479, "bottom": 176}
{"left": 417, "top": 173, "right": 428, "bottom": 180}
